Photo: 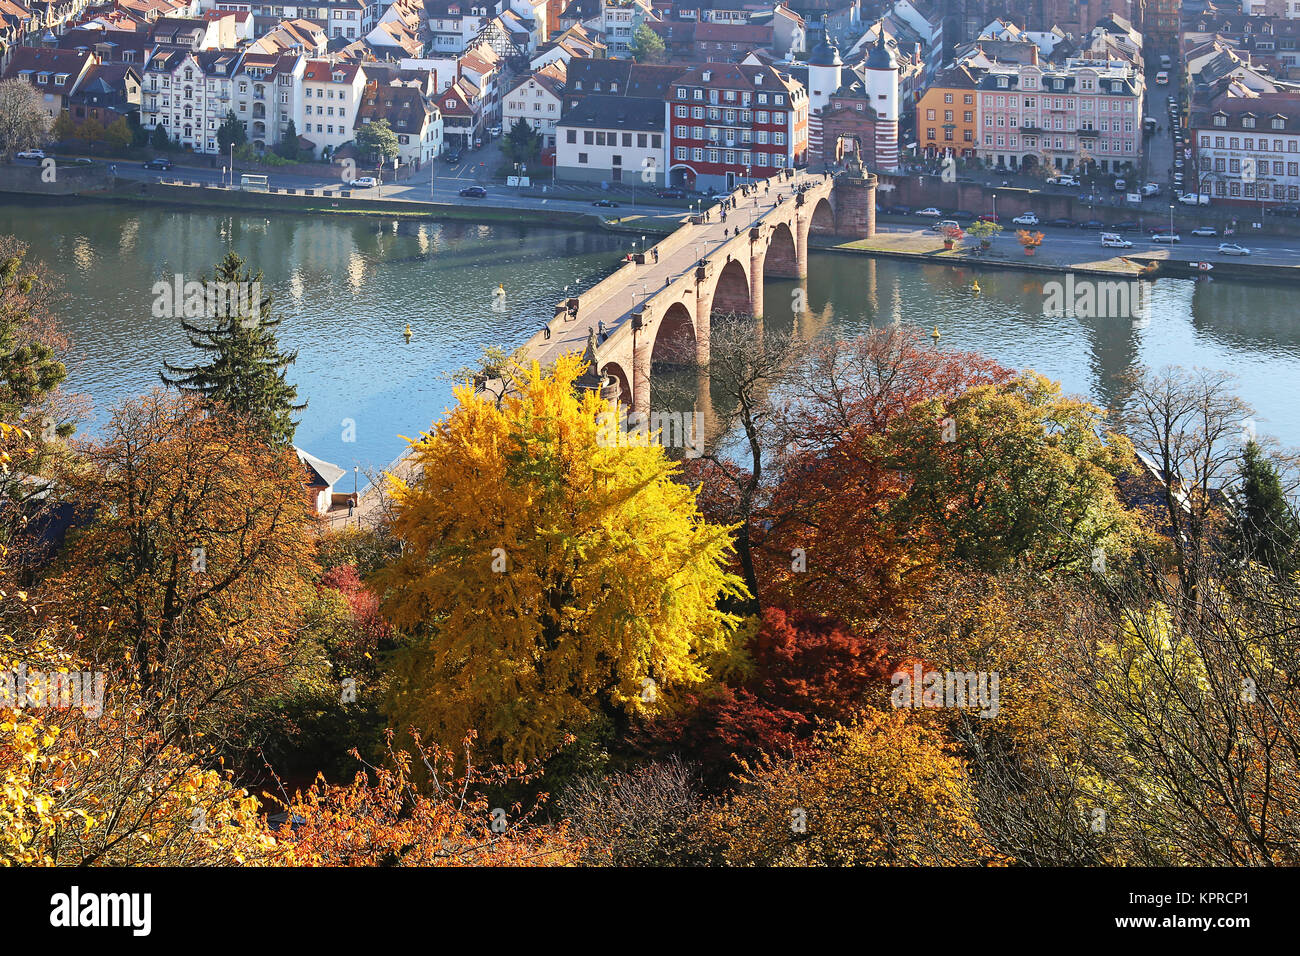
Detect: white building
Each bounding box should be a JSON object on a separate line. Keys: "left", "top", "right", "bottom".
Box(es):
{"left": 233, "top": 51, "right": 304, "bottom": 150}
{"left": 557, "top": 93, "right": 666, "bottom": 186}
{"left": 502, "top": 61, "right": 564, "bottom": 148}
{"left": 141, "top": 45, "right": 243, "bottom": 154}
{"left": 298, "top": 58, "right": 367, "bottom": 158}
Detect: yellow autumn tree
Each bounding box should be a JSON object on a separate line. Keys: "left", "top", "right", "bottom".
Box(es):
{"left": 704, "top": 708, "right": 1001, "bottom": 866}
{"left": 376, "top": 355, "right": 746, "bottom": 762}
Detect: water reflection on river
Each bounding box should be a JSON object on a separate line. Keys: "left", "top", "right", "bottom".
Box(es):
{"left": 6, "top": 198, "right": 1299, "bottom": 486}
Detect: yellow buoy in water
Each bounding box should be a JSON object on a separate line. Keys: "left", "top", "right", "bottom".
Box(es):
{"left": 403, "top": 323, "right": 412, "bottom": 343}
{"left": 931, "top": 326, "right": 941, "bottom": 347}
{"left": 972, "top": 280, "right": 981, "bottom": 294}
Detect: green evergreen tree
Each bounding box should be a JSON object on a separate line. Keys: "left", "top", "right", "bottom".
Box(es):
{"left": 217, "top": 110, "right": 247, "bottom": 154}
{"left": 276, "top": 120, "right": 299, "bottom": 160}
{"left": 149, "top": 124, "right": 171, "bottom": 151}
{"left": 160, "top": 251, "right": 304, "bottom": 445}
{"left": 1230, "top": 440, "right": 1300, "bottom": 577}
{"left": 628, "top": 22, "right": 666, "bottom": 63}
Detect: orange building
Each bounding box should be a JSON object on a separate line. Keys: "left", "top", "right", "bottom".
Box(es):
{"left": 916, "top": 65, "right": 981, "bottom": 160}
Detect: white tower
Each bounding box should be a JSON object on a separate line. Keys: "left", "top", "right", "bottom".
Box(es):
{"left": 806, "top": 35, "right": 842, "bottom": 163}
{"left": 863, "top": 27, "right": 900, "bottom": 172}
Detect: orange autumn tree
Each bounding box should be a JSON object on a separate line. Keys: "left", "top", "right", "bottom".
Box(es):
{"left": 758, "top": 329, "right": 1012, "bottom": 627}
{"left": 703, "top": 707, "right": 1000, "bottom": 866}
{"left": 269, "top": 731, "right": 583, "bottom": 866}
{"left": 49, "top": 390, "right": 319, "bottom": 741}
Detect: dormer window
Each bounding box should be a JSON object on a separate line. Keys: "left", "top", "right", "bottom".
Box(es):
{"left": 36, "top": 73, "right": 48, "bottom": 84}
{"left": 1272, "top": 117, "right": 1286, "bottom": 129}
{"left": 54, "top": 73, "right": 68, "bottom": 85}
{"left": 1214, "top": 113, "right": 1227, "bottom": 127}
{"left": 997, "top": 76, "right": 1008, "bottom": 88}
{"left": 1243, "top": 115, "right": 1256, "bottom": 128}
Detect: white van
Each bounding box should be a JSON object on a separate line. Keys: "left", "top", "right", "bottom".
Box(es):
{"left": 1101, "top": 233, "right": 1133, "bottom": 248}
{"left": 1155, "top": 71, "right": 1169, "bottom": 85}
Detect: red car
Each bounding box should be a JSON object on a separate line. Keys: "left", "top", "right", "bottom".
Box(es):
{"left": 977, "top": 213, "right": 1000, "bottom": 223}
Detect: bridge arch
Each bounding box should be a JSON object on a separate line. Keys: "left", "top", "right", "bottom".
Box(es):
{"left": 652, "top": 301, "right": 696, "bottom": 367}
{"left": 600, "top": 361, "right": 631, "bottom": 407}
{"left": 765, "top": 221, "right": 799, "bottom": 279}
{"left": 711, "top": 256, "right": 751, "bottom": 316}
{"left": 809, "top": 196, "right": 836, "bottom": 236}
{"left": 669, "top": 164, "right": 697, "bottom": 190}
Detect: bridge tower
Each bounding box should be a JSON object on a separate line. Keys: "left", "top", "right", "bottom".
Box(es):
{"left": 833, "top": 152, "right": 878, "bottom": 238}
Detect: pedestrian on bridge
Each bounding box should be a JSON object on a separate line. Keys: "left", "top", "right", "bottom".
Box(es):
{"left": 653, "top": 248, "right": 659, "bottom": 263}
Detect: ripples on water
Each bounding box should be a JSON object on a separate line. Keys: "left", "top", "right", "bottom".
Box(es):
{"left": 6, "top": 198, "right": 1300, "bottom": 487}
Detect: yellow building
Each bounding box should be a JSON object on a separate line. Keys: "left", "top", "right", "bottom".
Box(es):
{"left": 917, "top": 65, "right": 981, "bottom": 160}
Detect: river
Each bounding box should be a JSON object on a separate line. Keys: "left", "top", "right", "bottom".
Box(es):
{"left": 6, "top": 197, "right": 1298, "bottom": 486}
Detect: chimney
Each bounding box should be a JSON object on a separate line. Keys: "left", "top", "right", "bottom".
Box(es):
{"left": 1031, "top": 44, "right": 1038, "bottom": 66}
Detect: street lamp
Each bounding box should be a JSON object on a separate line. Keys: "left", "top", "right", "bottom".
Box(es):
{"left": 1169, "top": 203, "right": 1174, "bottom": 235}
{"left": 992, "top": 191, "right": 997, "bottom": 219}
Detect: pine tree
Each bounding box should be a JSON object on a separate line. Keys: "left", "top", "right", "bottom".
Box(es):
{"left": 1231, "top": 440, "right": 1300, "bottom": 577}
{"left": 160, "top": 251, "right": 304, "bottom": 445}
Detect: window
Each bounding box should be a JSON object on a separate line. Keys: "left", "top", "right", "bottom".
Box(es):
{"left": 578, "top": 152, "right": 587, "bottom": 163}
{"left": 584, "top": 131, "right": 593, "bottom": 144}
{"left": 692, "top": 148, "right": 703, "bottom": 160}
{"left": 675, "top": 146, "right": 687, "bottom": 160}
{"left": 676, "top": 105, "right": 688, "bottom": 118}
{"left": 612, "top": 154, "right": 621, "bottom": 166}
{"left": 566, "top": 129, "right": 576, "bottom": 143}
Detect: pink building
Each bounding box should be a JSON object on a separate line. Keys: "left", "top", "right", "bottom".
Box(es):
{"left": 974, "top": 59, "right": 1145, "bottom": 175}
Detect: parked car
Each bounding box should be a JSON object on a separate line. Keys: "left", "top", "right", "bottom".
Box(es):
{"left": 143, "top": 157, "right": 173, "bottom": 170}
{"left": 916, "top": 206, "right": 943, "bottom": 217}
{"left": 1101, "top": 233, "right": 1134, "bottom": 248}
{"left": 1268, "top": 204, "right": 1300, "bottom": 217}
{"left": 1112, "top": 220, "right": 1138, "bottom": 231}
{"left": 1113, "top": 178, "right": 1127, "bottom": 191}
{"left": 883, "top": 204, "right": 912, "bottom": 215}
{"left": 1218, "top": 242, "right": 1251, "bottom": 256}
{"left": 1190, "top": 226, "right": 1217, "bottom": 237}
{"left": 951, "top": 209, "right": 976, "bottom": 220}
{"left": 16, "top": 148, "right": 44, "bottom": 160}
{"left": 487, "top": 126, "right": 502, "bottom": 137}
{"left": 1046, "top": 217, "right": 1077, "bottom": 229}
{"left": 1151, "top": 232, "right": 1181, "bottom": 243}
{"left": 1080, "top": 219, "right": 1106, "bottom": 230}
{"left": 656, "top": 188, "right": 686, "bottom": 199}
{"left": 348, "top": 176, "right": 378, "bottom": 188}
{"left": 592, "top": 198, "right": 620, "bottom": 207}
{"left": 1142, "top": 182, "right": 1161, "bottom": 196}
{"left": 977, "top": 213, "right": 999, "bottom": 222}
{"left": 1012, "top": 212, "right": 1040, "bottom": 225}
{"left": 458, "top": 185, "right": 487, "bottom": 198}
{"left": 1049, "top": 175, "right": 1080, "bottom": 187}
{"left": 930, "top": 219, "right": 960, "bottom": 233}
{"left": 1179, "top": 193, "right": 1209, "bottom": 205}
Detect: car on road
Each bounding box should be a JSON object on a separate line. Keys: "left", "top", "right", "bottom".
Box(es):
{"left": 444, "top": 150, "right": 461, "bottom": 163}
{"left": 1113, "top": 178, "right": 1127, "bottom": 191}
{"left": 1012, "top": 212, "right": 1040, "bottom": 225}
{"left": 1179, "top": 193, "right": 1210, "bottom": 205}
{"left": 977, "top": 213, "right": 999, "bottom": 222}
{"left": 951, "top": 209, "right": 976, "bottom": 220}
{"left": 1112, "top": 220, "right": 1138, "bottom": 231}
{"left": 656, "top": 188, "right": 686, "bottom": 199}
{"left": 1049, "top": 175, "right": 1080, "bottom": 186}
{"left": 1218, "top": 242, "right": 1251, "bottom": 256}
{"left": 883, "top": 204, "right": 912, "bottom": 215}
{"left": 1046, "top": 217, "right": 1076, "bottom": 229}
{"left": 143, "top": 157, "right": 173, "bottom": 170}
{"left": 16, "top": 148, "right": 44, "bottom": 160}
{"left": 487, "top": 126, "right": 502, "bottom": 137}
{"left": 348, "top": 176, "right": 378, "bottom": 188}
{"left": 1080, "top": 219, "right": 1106, "bottom": 230}
{"left": 931, "top": 219, "right": 960, "bottom": 233}
{"left": 1190, "top": 226, "right": 1217, "bottom": 237}
{"left": 458, "top": 185, "right": 487, "bottom": 198}
{"left": 1101, "top": 233, "right": 1134, "bottom": 248}
{"left": 1151, "top": 233, "right": 1181, "bottom": 243}
{"left": 1142, "top": 182, "right": 1161, "bottom": 196}
{"left": 592, "top": 198, "right": 620, "bottom": 207}
{"left": 916, "top": 206, "right": 943, "bottom": 217}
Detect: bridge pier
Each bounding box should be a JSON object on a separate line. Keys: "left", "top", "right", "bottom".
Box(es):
{"left": 749, "top": 241, "right": 765, "bottom": 319}
{"left": 633, "top": 317, "right": 651, "bottom": 418}
{"left": 694, "top": 277, "right": 711, "bottom": 365}
{"left": 796, "top": 212, "right": 809, "bottom": 279}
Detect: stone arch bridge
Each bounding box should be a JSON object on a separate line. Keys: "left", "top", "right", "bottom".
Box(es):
{"left": 522, "top": 165, "right": 878, "bottom": 417}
